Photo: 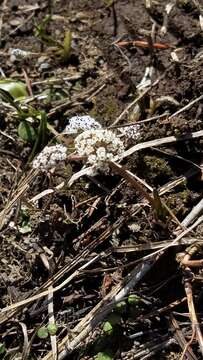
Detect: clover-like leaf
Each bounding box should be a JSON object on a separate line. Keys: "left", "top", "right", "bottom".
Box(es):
{"left": 0, "top": 343, "right": 6, "bottom": 355}
{"left": 47, "top": 323, "right": 58, "bottom": 336}
{"left": 94, "top": 352, "right": 113, "bottom": 360}
{"left": 102, "top": 321, "right": 113, "bottom": 335}
{"left": 37, "top": 326, "right": 49, "bottom": 339}
{"left": 18, "top": 121, "right": 36, "bottom": 142}
{"left": 0, "top": 79, "right": 28, "bottom": 99}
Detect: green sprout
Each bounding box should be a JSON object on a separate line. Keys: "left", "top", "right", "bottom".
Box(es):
{"left": 128, "top": 294, "right": 140, "bottom": 305}
{"left": 0, "top": 343, "right": 6, "bottom": 355}
{"left": 37, "top": 327, "right": 49, "bottom": 339}
{"left": 114, "top": 301, "right": 126, "bottom": 314}
{"left": 0, "top": 87, "right": 48, "bottom": 161}
{"left": 94, "top": 352, "right": 113, "bottom": 360}
{"left": 47, "top": 323, "right": 58, "bottom": 336}
{"left": 102, "top": 312, "right": 121, "bottom": 335}
{"left": 35, "top": 16, "right": 72, "bottom": 63}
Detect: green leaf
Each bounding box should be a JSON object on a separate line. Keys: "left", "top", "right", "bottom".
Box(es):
{"left": 0, "top": 79, "right": 28, "bottom": 99}
{"left": 37, "top": 326, "right": 49, "bottom": 339}
{"left": 102, "top": 321, "right": 113, "bottom": 335}
{"left": 152, "top": 188, "right": 168, "bottom": 221}
{"left": 19, "top": 220, "right": 32, "bottom": 234}
{"left": 0, "top": 87, "right": 19, "bottom": 111}
{"left": 104, "top": 0, "right": 114, "bottom": 6}
{"left": 18, "top": 121, "right": 36, "bottom": 142}
{"left": 62, "top": 30, "right": 72, "bottom": 61}
{"left": 94, "top": 352, "right": 113, "bottom": 360}
{"left": 35, "top": 16, "right": 61, "bottom": 47}
{"left": 28, "top": 111, "right": 47, "bottom": 162}
{"left": 114, "top": 301, "right": 126, "bottom": 314}
{"left": 47, "top": 323, "right": 58, "bottom": 335}
{"left": 128, "top": 294, "right": 140, "bottom": 305}
{"left": 0, "top": 343, "right": 6, "bottom": 354}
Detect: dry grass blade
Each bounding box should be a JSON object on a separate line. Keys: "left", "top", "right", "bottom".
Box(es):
{"left": 129, "top": 214, "right": 203, "bottom": 268}
{"left": 112, "top": 237, "right": 202, "bottom": 252}
{"left": 158, "top": 166, "right": 202, "bottom": 196}
{"left": 48, "top": 287, "right": 58, "bottom": 360}
{"left": 109, "top": 161, "right": 183, "bottom": 227}
{"left": 119, "top": 130, "right": 203, "bottom": 161}
{"left": 0, "top": 169, "right": 38, "bottom": 230}
{"left": 42, "top": 258, "right": 156, "bottom": 360}
{"left": 112, "top": 86, "right": 151, "bottom": 126}
{"left": 18, "top": 322, "right": 29, "bottom": 360}
{"left": 177, "top": 244, "right": 203, "bottom": 354}
{"left": 169, "top": 94, "right": 203, "bottom": 119}
{"left": 184, "top": 278, "right": 203, "bottom": 356}
{"left": 0, "top": 254, "right": 100, "bottom": 314}
{"left": 0, "top": 2, "right": 202, "bottom": 359}
{"left": 0, "top": 213, "right": 128, "bottom": 325}
{"left": 109, "top": 160, "right": 154, "bottom": 203}
{"left": 170, "top": 316, "right": 197, "bottom": 360}
{"left": 112, "top": 69, "right": 171, "bottom": 126}
{"left": 0, "top": 183, "right": 29, "bottom": 230}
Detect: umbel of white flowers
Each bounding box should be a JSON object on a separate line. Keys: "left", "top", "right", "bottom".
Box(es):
{"left": 74, "top": 129, "right": 124, "bottom": 174}
{"left": 63, "top": 115, "right": 102, "bottom": 134}
{"left": 32, "top": 116, "right": 140, "bottom": 174}
{"left": 119, "top": 124, "right": 140, "bottom": 139}
{"left": 10, "top": 48, "right": 30, "bottom": 61}
{"left": 32, "top": 144, "right": 67, "bottom": 171}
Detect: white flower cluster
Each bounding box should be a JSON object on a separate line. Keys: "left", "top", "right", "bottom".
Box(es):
{"left": 10, "top": 48, "right": 30, "bottom": 62}
{"left": 119, "top": 124, "right": 140, "bottom": 139}
{"left": 74, "top": 129, "right": 124, "bottom": 173}
{"left": 63, "top": 115, "right": 102, "bottom": 135}
{"left": 32, "top": 144, "right": 67, "bottom": 171}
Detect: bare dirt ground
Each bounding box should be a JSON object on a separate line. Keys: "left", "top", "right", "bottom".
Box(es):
{"left": 0, "top": 0, "right": 203, "bottom": 359}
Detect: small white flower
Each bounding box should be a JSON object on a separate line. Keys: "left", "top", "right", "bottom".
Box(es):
{"left": 96, "top": 147, "right": 106, "bottom": 161}
{"left": 119, "top": 124, "right": 140, "bottom": 140}
{"left": 63, "top": 115, "right": 102, "bottom": 135}
{"left": 32, "top": 144, "right": 67, "bottom": 171}
{"left": 88, "top": 154, "right": 97, "bottom": 163}
{"left": 74, "top": 129, "right": 124, "bottom": 174}
{"left": 10, "top": 48, "right": 30, "bottom": 61}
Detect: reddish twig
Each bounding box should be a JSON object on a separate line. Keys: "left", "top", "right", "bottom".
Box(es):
{"left": 115, "top": 39, "right": 171, "bottom": 49}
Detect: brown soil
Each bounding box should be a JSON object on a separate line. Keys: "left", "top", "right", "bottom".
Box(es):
{"left": 0, "top": 0, "right": 203, "bottom": 359}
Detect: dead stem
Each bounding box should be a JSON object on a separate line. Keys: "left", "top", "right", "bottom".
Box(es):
{"left": 108, "top": 160, "right": 154, "bottom": 204}
{"left": 177, "top": 243, "right": 203, "bottom": 356}
{"left": 184, "top": 276, "right": 203, "bottom": 356}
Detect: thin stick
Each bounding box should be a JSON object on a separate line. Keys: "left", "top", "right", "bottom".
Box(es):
{"left": 48, "top": 287, "right": 58, "bottom": 360}
{"left": 109, "top": 161, "right": 154, "bottom": 203}
{"left": 118, "top": 130, "right": 203, "bottom": 161}
{"left": 170, "top": 316, "right": 197, "bottom": 360}
{"left": 184, "top": 278, "right": 203, "bottom": 356}
{"left": 126, "top": 214, "right": 203, "bottom": 268}
{"left": 0, "top": 254, "right": 100, "bottom": 313}
{"left": 112, "top": 86, "right": 151, "bottom": 126}
{"left": 169, "top": 95, "right": 203, "bottom": 119}
{"left": 108, "top": 112, "right": 168, "bottom": 129}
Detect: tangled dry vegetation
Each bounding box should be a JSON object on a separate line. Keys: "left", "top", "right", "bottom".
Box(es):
{"left": 0, "top": 0, "right": 203, "bottom": 359}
